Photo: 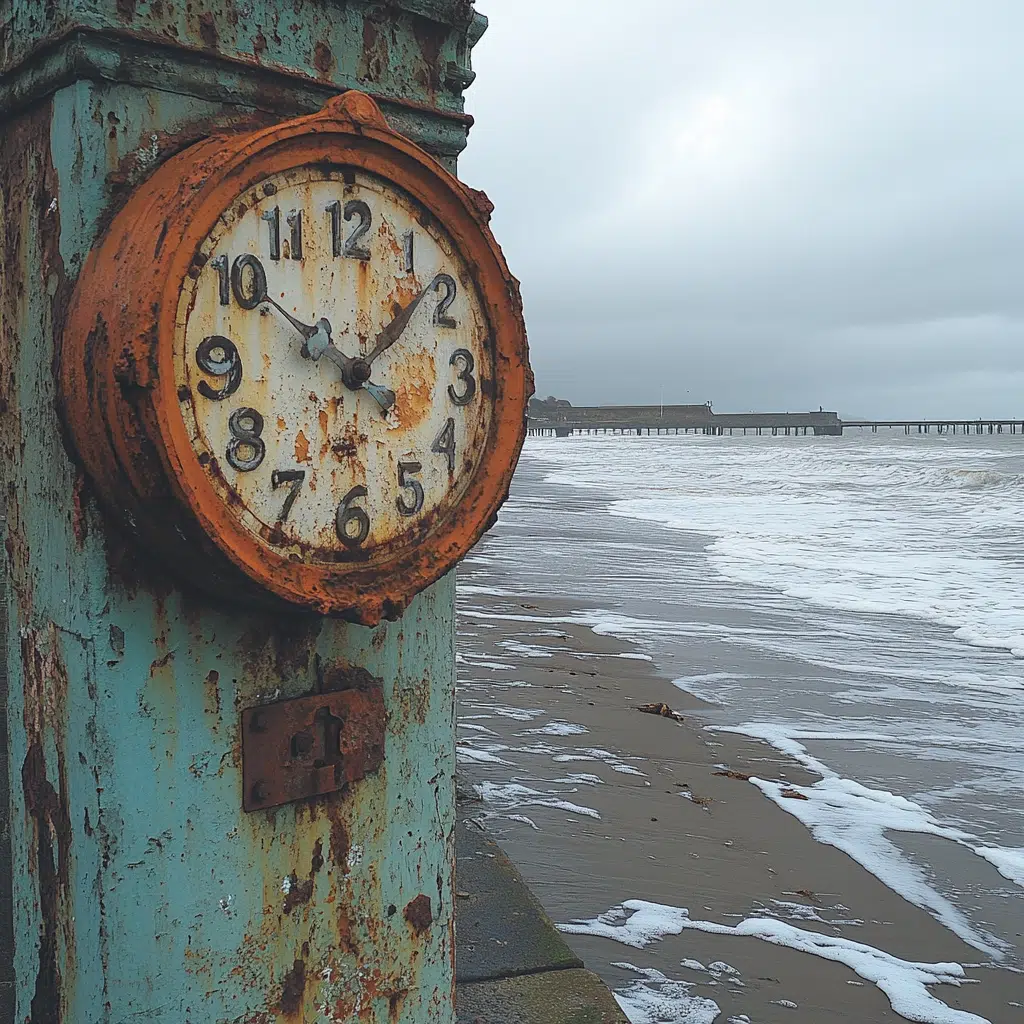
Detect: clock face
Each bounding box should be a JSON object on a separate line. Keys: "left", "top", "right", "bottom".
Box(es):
{"left": 172, "top": 166, "right": 494, "bottom": 565}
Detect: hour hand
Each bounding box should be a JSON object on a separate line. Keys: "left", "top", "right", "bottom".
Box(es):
{"left": 259, "top": 290, "right": 319, "bottom": 342}
{"left": 305, "top": 324, "right": 360, "bottom": 381}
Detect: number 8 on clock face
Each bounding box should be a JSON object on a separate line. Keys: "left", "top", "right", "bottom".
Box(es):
{"left": 174, "top": 166, "right": 493, "bottom": 564}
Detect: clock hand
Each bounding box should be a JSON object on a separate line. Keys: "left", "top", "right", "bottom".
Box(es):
{"left": 363, "top": 381, "right": 397, "bottom": 413}
{"left": 259, "top": 291, "right": 319, "bottom": 342}
{"left": 256, "top": 286, "right": 393, "bottom": 411}
{"left": 306, "top": 323, "right": 395, "bottom": 413}
{"left": 363, "top": 274, "right": 442, "bottom": 367}
{"left": 259, "top": 294, "right": 362, "bottom": 386}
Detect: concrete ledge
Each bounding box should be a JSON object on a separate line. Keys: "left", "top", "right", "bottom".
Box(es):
{"left": 457, "top": 969, "right": 629, "bottom": 1024}
{"left": 455, "top": 799, "right": 628, "bottom": 1023}
{"left": 455, "top": 816, "right": 582, "bottom": 984}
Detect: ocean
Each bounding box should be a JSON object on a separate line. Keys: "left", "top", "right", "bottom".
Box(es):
{"left": 458, "top": 431, "right": 1024, "bottom": 971}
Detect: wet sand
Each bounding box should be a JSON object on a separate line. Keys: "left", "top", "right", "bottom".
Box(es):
{"left": 455, "top": 587, "right": 1023, "bottom": 1023}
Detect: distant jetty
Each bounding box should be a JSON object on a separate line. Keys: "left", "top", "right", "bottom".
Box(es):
{"left": 527, "top": 398, "right": 1023, "bottom": 438}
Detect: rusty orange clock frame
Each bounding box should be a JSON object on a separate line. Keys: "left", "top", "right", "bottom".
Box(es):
{"left": 59, "top": 91, "right": 532, "bottom": 623}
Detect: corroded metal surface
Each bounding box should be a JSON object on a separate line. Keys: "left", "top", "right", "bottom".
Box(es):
{"left": 0, "top": 1, "right": 503, "bottom": 1017}
{"left": 172, "top": 166, "right": 495, "bottom": 563}
{"left": 0, "top": 1, "right": 487, "bottom": 167}
{"left": 1, "top": 0, "right": 480, "bottom": 111}
{"left": 59, "top": 90, "right": 532, "bottom": 624}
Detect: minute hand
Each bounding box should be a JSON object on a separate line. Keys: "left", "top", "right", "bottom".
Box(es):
{"left": 363, "top": 274, "right": 442, "bottom": 366}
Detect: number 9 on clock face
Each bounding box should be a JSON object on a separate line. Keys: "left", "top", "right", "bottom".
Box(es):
{"left": 173, "top": 166, "right": 494, "bottom": 564}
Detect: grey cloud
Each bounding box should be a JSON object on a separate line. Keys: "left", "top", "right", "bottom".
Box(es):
{"left": 459, "top": 1, "right": 1024, "bottom": 417}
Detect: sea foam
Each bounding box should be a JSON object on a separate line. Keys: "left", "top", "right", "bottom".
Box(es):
{"left": 560, "top": 899, "right": 992, "bottom": 1024}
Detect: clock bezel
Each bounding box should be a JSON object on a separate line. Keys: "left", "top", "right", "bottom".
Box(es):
{"left": 59, "top": 91, "right": 532, "bottom": 623}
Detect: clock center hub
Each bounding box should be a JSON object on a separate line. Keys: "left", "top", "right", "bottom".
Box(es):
{"left": 349, "top": 359, "right": 373, "bottom": 387}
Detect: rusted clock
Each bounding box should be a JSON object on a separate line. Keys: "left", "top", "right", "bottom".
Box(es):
{"left": 60, "top": 91, "right": 531, "bottom": 623}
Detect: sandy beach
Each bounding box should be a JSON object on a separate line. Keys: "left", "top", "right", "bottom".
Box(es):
{"left": 454, "top": 446, "right": 1024, "bottom": 1024}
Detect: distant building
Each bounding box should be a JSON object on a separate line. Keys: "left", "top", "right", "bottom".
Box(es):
{"left": 528, "top": 396, "right": 574, "bottom": 421}
{"left": 529, "top": 396, "right": 714, "bottom": 428}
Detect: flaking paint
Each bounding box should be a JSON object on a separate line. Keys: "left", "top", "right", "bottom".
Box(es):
{"left": 0, "top": 1, "right": 502, "bottom": 1018}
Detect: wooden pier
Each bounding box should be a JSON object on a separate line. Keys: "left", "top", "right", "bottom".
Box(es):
{"left": 526, "top": 401, "right": 1023, "bottom": 438}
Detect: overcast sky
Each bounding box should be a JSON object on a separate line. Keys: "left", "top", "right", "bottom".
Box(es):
{"left": 458, "top": 2, "right": 1024, "bottom": 419}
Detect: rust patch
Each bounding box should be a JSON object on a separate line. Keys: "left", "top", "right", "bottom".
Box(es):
{"left": 149, "top": 651, "right": 174, "bottom": 674}
{"left": 23, "top": 742, "right": 71, "bottom": 1023}
{"left": 294, "top": 429, "right": 310, "bottom": 463}
{"left": 198, "top": 11, "right": 218, "bottom": 48}
{"left": 404, "top": 894, "right": 433, "bottom": 934}
{"left": 3, "top": 101, "right": 72, "bottom": 623}
{"left": 392, "top": 350, "right": 436, "bottom": 432}
{"left": 329, "top": 420, "right": 367, "bottom": 464}
{"left": 360, "top": 16, "right": 388, "bottom": 82}
{"left": 282, "top": 876, "right": 314, "bottom": 915}
{"left": 278, "top": 958, "right": 306, "bottom": 1016}
{"left": 20, "top": 628, "right": 75, "bottom": 1024}
{"left": 329, "top": 813, "right": 350, "bottom": 870}
{"left": 398, "top": 677, "right": 430, "bottom": 726}
{"left": 71, "top": 470, "right": 89, "bottom": 547}
{"left": 410, "top": 14, "right": 446, "bottom": 97}
{"left": 240, "top": 678, "right": 385, "bottom": 811}
{"left": 389, "top": 990, "right": 409, "bottom": 1020}
{"left": 335, "top": 905, "right": 357, "bottom": 954}
{"left": 253, "top": 29, "right": 268, "bottom": 59}
{"left": 313, "top": 40, "right": 335, "bottom": 78}
{"left": 465, "top": 186, "right": 495, "bottom": 224}
{"left": 204, "top": 669, "right": 222, "bottom": 718}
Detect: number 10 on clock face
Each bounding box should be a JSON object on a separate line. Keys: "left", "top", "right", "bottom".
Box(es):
{"left": 173, "top": 166, "right": 494, "bottom": 564}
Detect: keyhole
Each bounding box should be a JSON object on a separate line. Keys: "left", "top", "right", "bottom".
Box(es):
{"left": 310, "top": 706, "right": 343, "bottom": 770}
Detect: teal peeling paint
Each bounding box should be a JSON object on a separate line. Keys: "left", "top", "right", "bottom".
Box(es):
{"left": 1, "top": 1, "right": 486, "bottom": 166}
{"left": 3, "top": 0, "right": 480, "bottom": 110}
{"left": 1, "top": 2, "right": 485, "bottom": 1019}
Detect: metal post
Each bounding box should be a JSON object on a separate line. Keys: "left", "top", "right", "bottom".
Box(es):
{"left": 1, "top": 3, "right": 489, "bottom": 1020}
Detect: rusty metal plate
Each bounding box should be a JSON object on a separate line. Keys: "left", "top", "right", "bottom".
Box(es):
{"left": 241, "top": 685, "right": 386, "bottom": 811}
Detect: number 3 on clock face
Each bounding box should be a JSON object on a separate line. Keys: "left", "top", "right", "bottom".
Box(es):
{"left": 175, "top": 165, "right": 494, "bottom": 563}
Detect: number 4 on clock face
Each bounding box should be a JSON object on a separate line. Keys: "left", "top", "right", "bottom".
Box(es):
{"left": 432, "top": 417, "right": 456, "bottom": 474}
